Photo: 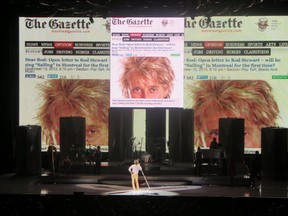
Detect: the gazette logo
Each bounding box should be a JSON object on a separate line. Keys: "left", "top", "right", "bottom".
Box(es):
{"left": 111, "top": 18, "right": 153, "bottom": 26}
{"left": 257, "top": 17, "right": 269, "bottom": 32}
{"left": 25, "top": 18, "right": 92, "bottom": 29}
{"left": 185, "top": 17, "right": 243, "bottom": 29}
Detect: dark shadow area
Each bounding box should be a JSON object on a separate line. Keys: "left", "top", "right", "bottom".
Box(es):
{"left": 1, "top": 194, "right": 288, "bottom": 216}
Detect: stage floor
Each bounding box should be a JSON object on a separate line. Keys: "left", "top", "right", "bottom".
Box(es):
{"left": 0, "top": 165, "right": 287, "bottom": 199}
{"left": 1, "top": 163, "right": 288, "bottom": 215}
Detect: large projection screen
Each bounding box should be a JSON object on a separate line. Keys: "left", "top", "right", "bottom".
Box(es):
{"left": 19, "top": 16, "right": 288, "bottom": 154}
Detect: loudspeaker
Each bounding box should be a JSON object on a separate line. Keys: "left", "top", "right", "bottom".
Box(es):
{"left": 60, "top": 117, "right": 85, "bottom": 158}
{"left": 16, "top": 125, "right": 41, "bottom": 175}
{"left": 219, "top": 118, "right": 245, "bottom": 163}
{"left": 261, "top": 127, "right": 288, "bottom": 179}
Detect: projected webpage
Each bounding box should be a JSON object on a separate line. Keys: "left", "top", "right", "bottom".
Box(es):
{"left": 110, "top": 17, "right": 185, "bottom": 108}
{"left": 19, "top": 17, "right": 111, "bottom": 152}
{"left": 184, "top": 16, "right": 288, "bottom": 153}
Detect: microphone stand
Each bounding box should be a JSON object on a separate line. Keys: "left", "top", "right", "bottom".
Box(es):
{"left": 140, "top": 169, "right": 151, "bottom": 189}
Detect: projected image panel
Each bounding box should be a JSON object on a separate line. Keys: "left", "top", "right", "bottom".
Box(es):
{"left": 183, "top": 16, "right": 288, "bottom": 152}
{"left": 110, "top": 17, "right": 185, "bottom": 108}
{"left": 19, "top": 17, "right": 110, "bottom": 152}
{"left": 184, "top": 79, "right": 286, "bottom": 152}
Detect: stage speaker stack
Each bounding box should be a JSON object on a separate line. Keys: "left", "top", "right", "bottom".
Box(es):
{"left": 261, "top": 127, "right": 288, "bottom": 179}
{"left": 16, "top": 125, "right": 42, "bottom": 175}
{"left": 60, "top": 117, "right": 86, "bottom": 159}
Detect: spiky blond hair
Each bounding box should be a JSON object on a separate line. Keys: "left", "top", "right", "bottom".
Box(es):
{"left": 188, "top": 80, "right": 280, "bottom": 148}
{"left": 37, "top": 79, "right": 110, "bottom": 145}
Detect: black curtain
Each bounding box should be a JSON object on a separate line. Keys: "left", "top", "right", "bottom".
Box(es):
{"left": 146, "top": 108, "right": 166, "bottom": 138}
{"left": 60, "top": 117, "right": 86, "bottom": 159}
{"left": 219, "top": 118, "right": 245, "bottom": 163}
{"left": 146, "top": 109, "right": 166, "bottom": 162}
{"left": 169, "top": 109, "right": 194, "bottom": 162}
{"left": 109, "top": 108, "right": 133, "bottom": 162}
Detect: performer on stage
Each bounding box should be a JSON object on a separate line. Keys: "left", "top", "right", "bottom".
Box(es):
{"left": 194, "top": 147, "right": 203, "bottom": 176}
{"left": 128, "top": 159, "right": 142, "bottom": 190}
{"left": 47, "top": 143, "right": 57, "bottom": 175}
{"left": 93, "top": 145, "right": 102, "bottom": 175}
{"left": 61, "top": 154, "right": 71, "bottom": 175}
